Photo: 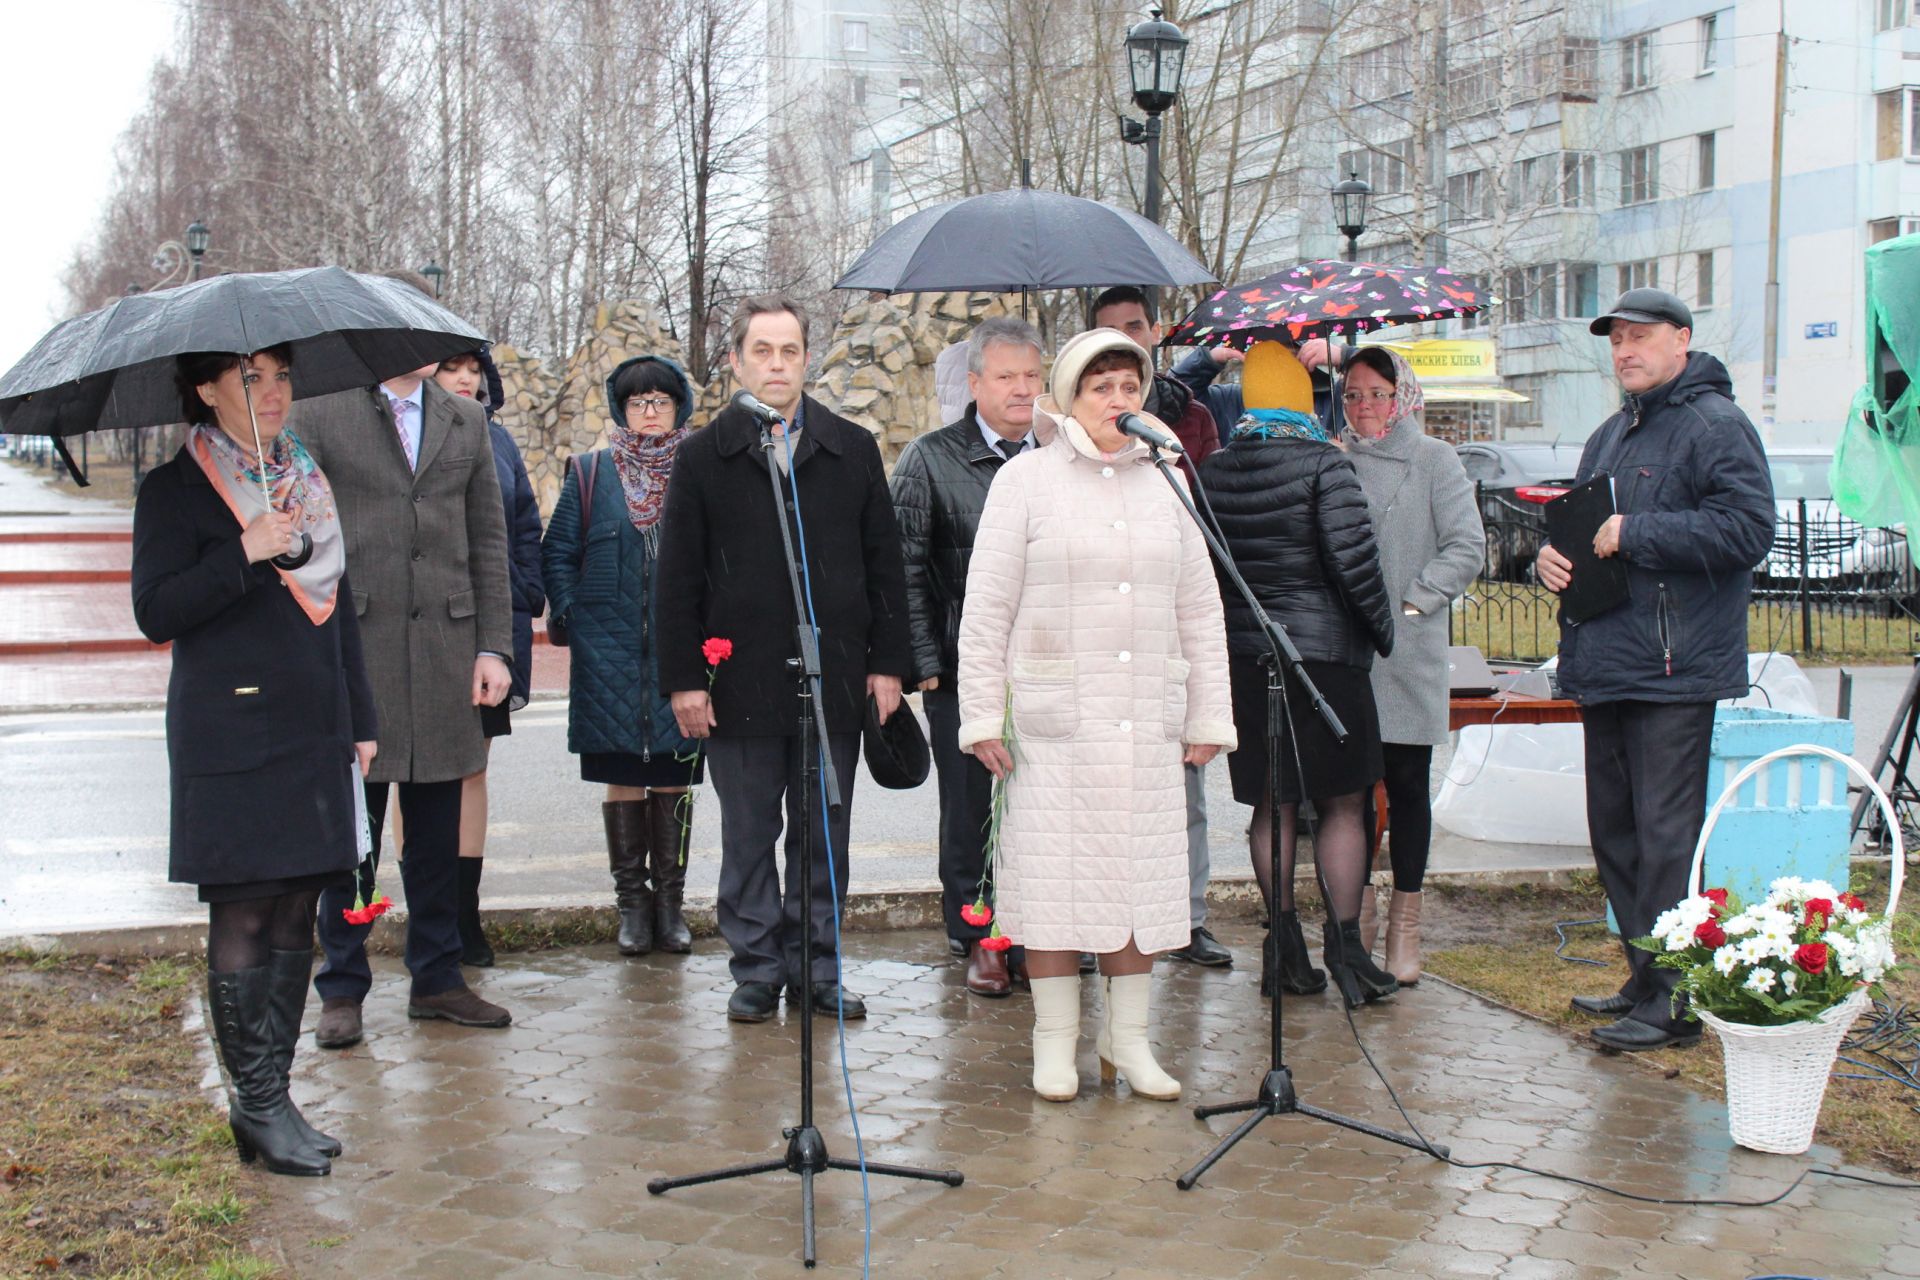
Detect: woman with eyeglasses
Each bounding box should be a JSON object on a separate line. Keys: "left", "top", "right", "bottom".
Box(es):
{"left": 542, "top": 356, "right": 703, "bottom": 958}
{"left": 1337, "top": 347, "right": 1484, "bottom": 986}
{"left": 1199, "top": 342, "right": 1397, "bottom": 1009}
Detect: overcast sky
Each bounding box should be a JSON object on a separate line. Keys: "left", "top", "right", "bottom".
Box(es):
{"left": 2, "top": 0, "right": 178, "bottom": 375}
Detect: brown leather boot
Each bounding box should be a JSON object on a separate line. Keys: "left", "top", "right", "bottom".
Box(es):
{"left": 647, "top": 793, "right": 693, "bottom": 954}
{"left": 1357, "top": 885, "right": 1380, "bottom": 955}
{"left": 1384, "top": 889, "right": 1423, "bottom": 985}
{"left": 965, "top": 942, "right": 1011, "bottom": 997}
{"left": 602, "top": 800, "right": 653, "bottom": 955}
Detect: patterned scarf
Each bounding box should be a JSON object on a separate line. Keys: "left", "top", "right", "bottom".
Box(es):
{"left": 187, "top": 422, "right": 345, "bottom": 624}
{"left": 1232, "top": 407, "right": 1329, "bottom": 443}
{"left": 610, "top": 422, "right": 687, "bottom": 555}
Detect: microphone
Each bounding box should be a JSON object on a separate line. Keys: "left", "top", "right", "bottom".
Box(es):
{"left": 1117, "top": 412, "right": 1185, "bottom": 455}
{"left": 730, "top": 389, "right": 786, "bottom": 425}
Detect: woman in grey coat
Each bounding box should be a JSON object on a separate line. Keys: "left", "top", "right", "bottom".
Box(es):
{"left": 1339, "top": 347, "right": 1485, "bottom": 984}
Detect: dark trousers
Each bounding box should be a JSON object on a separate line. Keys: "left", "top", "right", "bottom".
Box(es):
{"left": 1582, "top": 700, "right": 1716, "bottom": 1032}
{"left": 1381, "top": 743, "right": 1434, "bottom": 892}
{"left": 315, "top": 778, "right": 465, "bottom": 1002}
{"left": 925, "top": 684, "right": 995, "bottom": 944}
{"left": 706, "top": 732, "right": 859, "bottom": 988}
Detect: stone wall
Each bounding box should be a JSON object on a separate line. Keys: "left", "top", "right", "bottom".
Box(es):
{"left": 493, "top": 292, "right": 1022, "bottom": 514}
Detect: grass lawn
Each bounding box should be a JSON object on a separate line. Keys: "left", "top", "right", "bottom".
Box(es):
{"left": 1425, "top": 865, "right": 1920, "bottom": 1176}
{"left": 0, "top": 951, "right": 279, "bottom": 1278}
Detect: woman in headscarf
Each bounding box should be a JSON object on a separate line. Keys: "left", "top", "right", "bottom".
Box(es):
{"left": 1338, "top": 346, "right": 1484, "bottom": 985}
{"left": 1199, "top": 343, "right": 1397, "bottom": 1009}
{"left": 542, "top": 356, "right": 701, "bottom": 958}
{"left": 133, "top": 346, "right": 377, "bottom": 1177}
{"left": 958, "top": 328, "right": 1235, "bottom": 1104}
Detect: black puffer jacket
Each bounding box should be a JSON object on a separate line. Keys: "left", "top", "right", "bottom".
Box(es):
{"left": 889, "top": 404, "right": 1019, "bottom": 684}
{"left": 1555, "top": 351, "right": 1774, "bottom": 704}
{"left": 1201, "top": 435, "right": 1395, "bottom": 667}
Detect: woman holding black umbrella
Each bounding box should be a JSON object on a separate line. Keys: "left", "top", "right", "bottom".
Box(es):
{"left": 132, "top": 346, "right": 377, "bottom": 1177}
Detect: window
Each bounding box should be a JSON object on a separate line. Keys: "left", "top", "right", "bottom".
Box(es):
{"left": 1618, "top": 259, "right": 1659, "bottom": 293}
{"left": 898, "top": 76, "right": 922, "bottom": 100}
{"left": 1505, "top": 376, "right": 1545, "bottom": 432}
{"left": 852, "top": 75, "right": 866, "bottom": 107}
{"left": 1875, "top": 89, "right": 1920, "bottom": 160}
{"left": 1448, "top": 169, "right": 1491, "bottom": 223}
{"left": 1621, "top": 33, "right": 1653, "bottom": 92}
{"left": 897, "top": 23, "right": 924, "bottom": 54}
{"left": 1511, "top": 156, "right": 1554, "bottom": 211}
{"left": 1502, "top": 264, "right": 1558, "bottom": 324}
{"left": 1338, "top": 138, "right": 1413, "bottom": 195}
{"left": 1697, "top": 132, "right": 1717, "bottom": 189}
{"left": 1619, "top": 144, "right": 1659, "bottom": 205}
{"left": 1698, "top": 14, "right": 1720, "bottom": 74}
{"left": 1562, "top": 152, "right": 1596, "bottom": 207}
{"left": 1879, "top": 0, "right": 1919, "bottom": 31}
{"left": 1870, "top": 217, "right": 1920, "bottom": 242}
{"left": 1562, "top": 37, "right": 1600, "bottom": 100}
{"left": 1566, "top": 262, "right": 1599, "bottom": 317}
{"left": 1696, "top": 251, "right": 1716, "bottom": 307}
{"left": 1345, "top": 38, "right": 1411, "bottom": 103}
{"left": 842, "top": 19, "right": 868, "bottom": 52}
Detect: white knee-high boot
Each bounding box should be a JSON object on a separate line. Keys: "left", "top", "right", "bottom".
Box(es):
{"left": 1097, "top": 973, "right": 1181, "bottom": 1100}
{"left": 1029, "top": 975, "right": 1081, "bottom": 1102}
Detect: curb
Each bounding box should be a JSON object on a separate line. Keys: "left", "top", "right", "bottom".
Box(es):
{"left": 1, "top": 866, "right": 1589, "bottom": 957}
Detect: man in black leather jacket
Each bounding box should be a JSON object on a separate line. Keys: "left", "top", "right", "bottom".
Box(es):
{"left": 890, "top": 316, "right": 1046, "bottom": 997}
{"left": 1538, "top": 289, "right": 1774, "bottom": 1053}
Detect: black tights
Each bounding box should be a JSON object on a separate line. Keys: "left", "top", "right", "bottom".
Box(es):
{"left": 1379, "top": 743, "right": 1434, "bottom": 893}
{"left": 207, "top": 888, "right": 322, "bottom": 973}
{"left": 1249, "top": 789, "right": 1371, "bottom": 922}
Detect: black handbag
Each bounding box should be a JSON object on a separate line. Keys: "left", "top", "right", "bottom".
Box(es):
{"left": 545, "top": 452, "right": 599, "bottom": 648}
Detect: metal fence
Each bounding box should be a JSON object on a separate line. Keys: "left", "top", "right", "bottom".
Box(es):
{"left": 1455, "top": 495, "right": 1920, "bottom": 662}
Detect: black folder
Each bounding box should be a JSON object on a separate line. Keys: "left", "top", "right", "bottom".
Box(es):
{"left": 1544, "top": 474, "right": 1630, "bottom": 624}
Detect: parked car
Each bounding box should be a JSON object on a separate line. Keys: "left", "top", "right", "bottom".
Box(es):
{"left": 1454, "top": 441, "right": 1583, "bottom": 581}
{"left": 1759, "top": 446, "right": 1915, "bottom": 592}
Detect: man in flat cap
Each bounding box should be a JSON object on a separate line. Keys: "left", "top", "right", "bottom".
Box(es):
{"left": 1536, "top": 288, "right": 1774, "bottom": 1052}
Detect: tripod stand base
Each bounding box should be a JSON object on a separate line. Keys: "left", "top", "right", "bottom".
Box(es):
{"left": 649, "top": 1124, "right": 963, "bottom": 1268}
{"left": 1177, "top": 1068, "right": 1448, "bottom": 1191}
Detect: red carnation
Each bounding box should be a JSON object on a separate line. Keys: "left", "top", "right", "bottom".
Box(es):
{"left": 1839, "top": 892, "right": 1867, "bottom": 913}
{"left": 1803, "top": 898, "right": 1834, "bottom": 928}
{"left": 1793, "top": 942, "right": 1830, "bottom": 975}
{"left": 1693, "top": 920, "right": 1727, "bottom": 949}
{"left": 1702, "top": 888, "right": 1728, "bottom": 908}
{"left": 978, "top": 934, "right": 1013, "bottom": 953}
{"left": 702, "top": 637, "right": 734, "bottom": 666}
{"left": 959, "top": 899, "right": 993, "bottom": 928}
{"left": 342, "top": 894, "right": 393, "bottom": 926}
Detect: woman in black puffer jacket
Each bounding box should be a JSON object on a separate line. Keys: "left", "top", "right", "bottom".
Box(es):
{"left": 1199, "top": 343, "right": 1396, "bottom": 1009}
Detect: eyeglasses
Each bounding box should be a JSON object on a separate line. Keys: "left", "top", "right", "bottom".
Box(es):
{"left": 627, "top": 396, "right": 677, "bottom": 415}
{"left": 1341, "top": 390, "right": 1395, "bottom": 404}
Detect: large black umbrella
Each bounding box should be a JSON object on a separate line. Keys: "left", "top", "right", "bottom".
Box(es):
{"left": 834, "top": 188, "right": 1216, "bottom": 293}
{"left": 0, "top": 266, "right": 487, "bottom": 443}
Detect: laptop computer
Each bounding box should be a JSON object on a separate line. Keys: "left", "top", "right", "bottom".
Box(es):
{"left": 1446, "top": 645, "right": 1499, "bottom": 697}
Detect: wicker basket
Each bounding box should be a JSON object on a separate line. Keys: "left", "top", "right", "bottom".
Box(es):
{"left": 1686, "top": 744, "right": 1905, "bottom": 1155}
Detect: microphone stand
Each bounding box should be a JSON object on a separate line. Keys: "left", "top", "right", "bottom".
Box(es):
{"left": 1138, "top": 446, "right": 1446, "bottom": 1192}
{"left": 647, "top": 412, "right": 962, "bottom": 1269}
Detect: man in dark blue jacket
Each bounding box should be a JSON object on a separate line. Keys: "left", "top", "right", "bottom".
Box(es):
{"left": 1537, "top": 289, "right": 1774, "bottom": 1052}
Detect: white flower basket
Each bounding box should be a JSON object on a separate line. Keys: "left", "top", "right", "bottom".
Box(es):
{"left": 1687, "top": 744, "right": 1904, "bottom": 1155}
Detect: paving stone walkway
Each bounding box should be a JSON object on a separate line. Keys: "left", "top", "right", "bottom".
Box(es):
{"left": 253, "top": 924, "right": 1920, "bottom": 1278}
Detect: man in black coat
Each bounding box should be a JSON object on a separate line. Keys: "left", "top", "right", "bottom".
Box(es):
{"left": 656, "top": 295, "right": 913, "bottom": 1023}
{"left": 1537, "top": 289, "right": 1775, "bottom": 1052}
{"left": 890, "top": 316, "right": 1045, "bottom": 998}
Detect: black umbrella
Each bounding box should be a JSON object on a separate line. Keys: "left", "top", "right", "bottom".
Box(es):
{"left": 0, "top": 266, "right": 487, "bottom": 443}
{"left": 833, "top": 188, "right": 1216, "bottom": 293}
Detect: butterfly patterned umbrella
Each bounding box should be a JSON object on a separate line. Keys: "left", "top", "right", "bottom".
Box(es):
{"left": 1161, "top": 259, "right": 1494, "bottom": 350}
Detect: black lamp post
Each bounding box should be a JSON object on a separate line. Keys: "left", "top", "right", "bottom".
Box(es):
{"left": 1331, "top": 171, "right": 1372, "bottom": 262}
{"left": 420, "top": 260, "right": 445, "bottom": 298}
{"left": 1119, "top": 8, "right": 1188, "bottom": 226}
{"left": 185, "top": 220, "right": 210, "bottom": 280}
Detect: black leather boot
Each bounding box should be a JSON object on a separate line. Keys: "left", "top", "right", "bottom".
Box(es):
{"left": 647, "top": 793, "right": 693, "bottom": 954}
{"left": 457, "top": 858, "right": 494, "bottom": 967}
{"left": 207, "top": 967, "right": 330, "bottom": 1176}
{"left": 1323, "top": 918, "right": 1398, "bottom": 1009}
{"left": 603, "top": 800, "right": 654, "bottom": 955}
{"left": 1272, "top": 910, "right": 1327, "bottom": 996}
{"left": 265, "top": 950, "right": 342, "bottom": 1158}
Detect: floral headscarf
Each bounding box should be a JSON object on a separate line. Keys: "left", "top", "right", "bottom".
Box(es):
{"left": 188, "top": 422, "right": 345, "bottom": 623}
{"left": 603, "top": 355, "right": 696, "bottom": 555}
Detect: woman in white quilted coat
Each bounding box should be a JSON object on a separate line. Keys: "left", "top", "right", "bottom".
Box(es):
{"left": 957, "top": 328, "right": 1236, "bottom": 1103}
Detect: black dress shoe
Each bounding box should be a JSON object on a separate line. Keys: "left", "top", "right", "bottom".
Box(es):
{"left": 727, "top": 981, "right": 780, "bottom": 1023}
{"left": 1170, "top": 926, "right": 1233, "bottom": 968}
{"left": 1570, "top": 991, "right": 1636, "bottom": 1018}
{"left": 947, "top": 937, "right": 968, "bottom": 959}
{"left": 1592, "top": 1017, "right": 1701, "bottom": 1052}
{"left": 789, "top": 982, "right": 867, "bottom": 1020}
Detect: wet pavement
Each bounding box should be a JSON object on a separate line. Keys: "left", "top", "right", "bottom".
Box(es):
{"left": 256, "top": 923, "right": 1920, "bottom": 1279}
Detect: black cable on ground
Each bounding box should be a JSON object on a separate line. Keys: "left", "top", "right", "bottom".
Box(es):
{"left": 1552, "top": 916, "right": 1609, "bottom": 967}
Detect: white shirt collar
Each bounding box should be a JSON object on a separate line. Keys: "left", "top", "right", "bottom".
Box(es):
{"left": 383, "top": 381, "right": 425, "bottom": 413}
{"left": 976, "top": 413, "right": 1035, "bottom": 454}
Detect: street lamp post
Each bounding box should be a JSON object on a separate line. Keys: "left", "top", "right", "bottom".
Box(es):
{"left": 185, "top": 220, "right": 210, "bottom": 280}
{"left": 420, "top": 260, "right": 446, "bottom": 298}
{"left": 1331, "top": 171, "right": 1372, "bottom": 262}
{"left": 1118, "top": 8, "right": 1188, "bottom": 226}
